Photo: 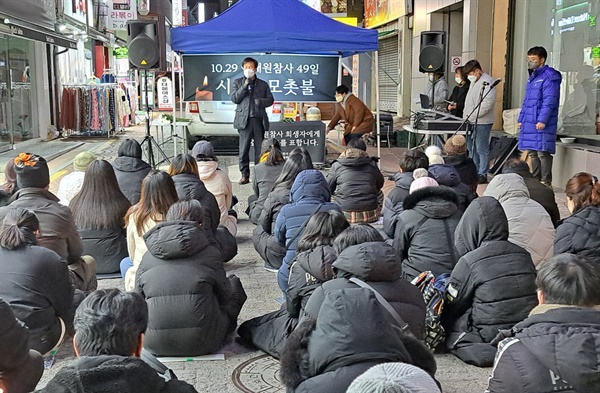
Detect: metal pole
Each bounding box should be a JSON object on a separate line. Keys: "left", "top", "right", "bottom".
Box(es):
{"left": 374, "top": 51, "right": 381, "bottom": 167}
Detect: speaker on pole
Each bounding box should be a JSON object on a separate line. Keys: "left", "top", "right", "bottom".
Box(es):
{"left": 419, "top": 31, "right": 446, "bottom": 73}
{"left": 127, "top": 20, "right": 160, "bottom": 69}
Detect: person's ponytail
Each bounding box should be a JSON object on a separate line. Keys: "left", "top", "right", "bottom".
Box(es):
{"left": 0, "top": 208, "right": 39, "bottom": 250}
{"left": 265, "top": 138, "right": 284, "bottom": 166}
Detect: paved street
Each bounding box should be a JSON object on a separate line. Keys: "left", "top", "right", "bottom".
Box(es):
{"left": 2, "top": 125, "right": 546, "bottom": 392}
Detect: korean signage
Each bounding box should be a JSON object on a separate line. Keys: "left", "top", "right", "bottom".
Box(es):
{"left": 173, "top": 0, "right": 183, "bottom": 27}
{"left": 108, "top": 0, "right": 137, "bottom": 31}
{"left": 364, "top": 0, "right": 406, "bottom": 28}
{"left": 300, "top": 0, "right": 347, "bottom": 16}
{"left": 182, "top": 54, "right": 339, "bottom": 102}
{"left": 157, "top": 77, "right": 174, "bottom": 111}
{"left": 266, "top": 122, "right": 326, "bottom": 163}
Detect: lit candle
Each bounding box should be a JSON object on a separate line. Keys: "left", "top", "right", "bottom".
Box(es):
{"left": 195, "top": 76, "right": 213, "bottom": 101}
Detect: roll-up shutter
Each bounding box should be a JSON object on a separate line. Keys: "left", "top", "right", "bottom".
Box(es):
{"left": 378, "top": 34, "right": 399, "bottom": 113}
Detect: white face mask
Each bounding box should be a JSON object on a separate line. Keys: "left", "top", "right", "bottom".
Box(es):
{"left": 243, "top": 69, "right": 255, "bottom": 79}
{"left": 455, "top": 77, "right": 462, "bottom": 84}
{"left": 467, "top": 74, "right": 478, "bottom": 83}
{"left": 428, "top": 74, "right": 434, "bottom": 82}
{"left": 335, "top": 94, "right": 343, "bottom": 103}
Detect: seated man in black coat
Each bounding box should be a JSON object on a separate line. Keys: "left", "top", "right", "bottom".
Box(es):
{"left": 486, "top": 253, "right": 600, "bottom": 393}
{"left": 38, "top": 289, "right": 198, "bottom": 393}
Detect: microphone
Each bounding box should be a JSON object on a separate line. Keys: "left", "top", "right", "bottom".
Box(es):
{"left": 490, "top": 78, "right": 502, "bottom": 89}
{"left": 483, "top": 81, "right": 490, "bottom": 86}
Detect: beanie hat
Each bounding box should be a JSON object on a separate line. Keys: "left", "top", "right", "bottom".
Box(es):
{"left": 410, "top": 176, "right": 438, "bottom": 194}
{"left": 14, "top": 153, "right": 50, "bottom": 189}
{"left": 444, "top": 135, "right": 467, "bottom": 156}
{"left": 412, "top": 168, "right": 429, "bottom": 179}
{"left": 425, "top": 145, "right": 444, "bottom": 165}
{"left": 192, "top": 140, "right": 216, "bottom": 160}
{"left": 347, "top": 363, "right": 441, "bottom": 393}
{"left": 73, "top": 151, "right": 96, "bottom": 171}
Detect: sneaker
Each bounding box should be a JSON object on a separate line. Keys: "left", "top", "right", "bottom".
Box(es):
{"left": 477, "top": 175, "right": 488, "bottom": 184}
{"left": 264, "top": 263, "right": 278, "bottom": 273}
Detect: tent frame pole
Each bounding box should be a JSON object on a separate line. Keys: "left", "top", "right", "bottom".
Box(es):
{"left": 374, "top": 50, "right": 381, "bottom": 168}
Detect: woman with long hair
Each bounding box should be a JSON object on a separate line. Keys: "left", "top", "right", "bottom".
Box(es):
{"left": 70, "top": 160, "right": 131, "bottom": 275}
{"left": 239, "top": 210, "right": 349, "bottom": 358}
{"left": 121, "top": 170, "right": 178, "bottom": 291}
{"left": 252, "top": 148, "right": 314, "bottom": 271}
{"left": 555, "top": 172, "right": 600, "bottom": 262}
{"left": 0, "top": 208, "right": 74, "bottom": 355}
{"left": 247, "top": 138, "right": 285, "bottom": 224}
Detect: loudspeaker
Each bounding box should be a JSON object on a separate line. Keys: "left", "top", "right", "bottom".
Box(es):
{"left": 127, "top": 20, "right": 160, "bottom": 69}
{"left": 419, "top": 31, "right": 446, "bottom": 73}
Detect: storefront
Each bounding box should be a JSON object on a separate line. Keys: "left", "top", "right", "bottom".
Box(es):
{"left": 511, "top": 0, "right": 600, "bottom": 140}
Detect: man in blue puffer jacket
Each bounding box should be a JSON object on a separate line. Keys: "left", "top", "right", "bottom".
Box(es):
{"left": 517, "top": 46, "right": 562, "bottom": 188}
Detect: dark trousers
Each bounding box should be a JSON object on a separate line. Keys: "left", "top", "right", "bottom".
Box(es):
{"left": 344, "top": 133, "right": 362, "bottom": 145}
{"left": 239, "top": 118, "right": 264, "bottom": 178}
{"left": 529, "top": 150, "right": 553, "bottom": 185}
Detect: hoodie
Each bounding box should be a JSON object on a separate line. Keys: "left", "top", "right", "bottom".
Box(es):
{"left": 112, "top": 156, "right": 152, "bottom": 205}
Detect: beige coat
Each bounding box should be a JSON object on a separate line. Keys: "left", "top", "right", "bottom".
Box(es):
{"left": 124, "top": 215, "right": 161, "bottom": 291}
{"left": 197, "top": 161, "right": 237, "bottom": 236}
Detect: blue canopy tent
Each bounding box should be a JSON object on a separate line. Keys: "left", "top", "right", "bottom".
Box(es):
{"left": 171, "top": 0, "right": 383, "bottom": 156}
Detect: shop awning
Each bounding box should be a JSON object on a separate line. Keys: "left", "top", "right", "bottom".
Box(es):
{"left": 2, "top": 20, "right": 77, "bottom": 49}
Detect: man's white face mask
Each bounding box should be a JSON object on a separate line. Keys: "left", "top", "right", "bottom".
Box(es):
{"left": 467, "top": 74, "right": 478, "bottom": 83}
{"left": 335, "top": 94, "right": 344, "bottom": 103}
{"left": 244, "top": 69, "right": 255, "bottom": 79}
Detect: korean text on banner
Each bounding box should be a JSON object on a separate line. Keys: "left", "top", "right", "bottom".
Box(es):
{"left": 108, "top": 0, "right": 138, "bottom": 31}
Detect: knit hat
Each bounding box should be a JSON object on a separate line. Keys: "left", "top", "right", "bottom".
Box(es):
{"left": 192, "top": 140, "right": 216, "bottom": 160}
{"left": 410, "top": 176, "right": 438, "bottom": 194}
{"left": 444, "top": 135, "right": 467, "bottom": 156}
{"left": 425, "top": 145, "right": 444, "bottom": 165}
{"left": 14, "top": 153, "right": 50, "bottom": 189}
{"left": 347, "top": 363, "right": 441, "bottom": 393}
{"left": 73, "top": 151, "right": 96, "bottom": 171}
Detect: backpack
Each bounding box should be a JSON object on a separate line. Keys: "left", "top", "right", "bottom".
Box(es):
{"left": 411, "top": 271, "right": 450, "bottom": 351}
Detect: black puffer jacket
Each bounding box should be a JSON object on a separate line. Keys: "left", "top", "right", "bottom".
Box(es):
{"left": 444, "top": 197, "right": 538, "bottom": 367}
{"left": 0, "top": 234, "right": 74, "bottom": 355}
{"left": 554, "top": 205, "right": 600, "bottom": 263}
{"left": 444, "top": 155, "right": 478, "bottom": 193}
{"left": 304, "top": 242, "right": 426, "bottom": 339}
{"left": 79, "top": 228, "right": 128, "bottom": 274}
{"left": 393, "top": 186, "right": 462, "bottom": 281}
{"left": 252, "top": 184, "right": 289, "bottom": 269}
{"left": 112, "top": 156, "right": 152, "bottom": 205}
{"left": 248, "top": 161, "right": 284, "bottom": 224}
{"left": 487, "top": 306, "right": 600, "bottom": 393}
{"left": 280, "top": 287, "right": 436, "bottom": 393}
{"left": 383, "top": 171, "right": 414, "bottom": 238}
{"left": 327, "top": 148, "right": 384, "bottom": 212}
{"left": 171, "top": 173, "right": 220, "bottom": 233}
{"left": 135, "top": 221, "right": 246, "bottom": 356}
{"left": 428, "top": 164, "right": 477, "bottom": 212}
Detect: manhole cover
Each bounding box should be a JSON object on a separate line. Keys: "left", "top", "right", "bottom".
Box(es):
{"left": 232, "top": 354, "right": 284, "bottom": 393}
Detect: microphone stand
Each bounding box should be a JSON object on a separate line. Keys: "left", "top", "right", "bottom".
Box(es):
{"left": 471, "top": 83, "right": 487, "bottom": 151}
{"left": 451, "top": 81, "right": 496, "bottom": 138}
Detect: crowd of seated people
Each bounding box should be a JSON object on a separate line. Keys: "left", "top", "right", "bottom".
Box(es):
{"left": 2, "top": 135, "right": 599, "bottom": 393}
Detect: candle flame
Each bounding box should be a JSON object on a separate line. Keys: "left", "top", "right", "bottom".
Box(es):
{"left": 203, "top": 76, "right": 208, "bottom": 86}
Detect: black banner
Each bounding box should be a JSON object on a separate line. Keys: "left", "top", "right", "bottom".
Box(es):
{"left": 0, "top": 0, "right": 56, "bottom": 31}
{"left": 266, "top": 121, "right": 326, "bottom": 164}
{"left": 182, "top": 54, "right": 339, "bottom": 103}
{"left": 6, "top": 24, "right": 77, "bottom": 49}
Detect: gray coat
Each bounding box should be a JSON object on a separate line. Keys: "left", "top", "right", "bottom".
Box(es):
{"left": 248, "top": 161, "right": 284, "bottom": 224}
{"left": 231, "top": 77, "right": 274, "bottom": 131}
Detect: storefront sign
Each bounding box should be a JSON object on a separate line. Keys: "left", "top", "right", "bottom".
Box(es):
{"left": 265, "top": 122, "right": 326, "bottom": 163}
{"left": 0, "top": 0, "right": 56, "bottom": 31}
{"left": 108, "top": 0, "right": 137, "bottom": 31}
{"left": 364, "top": 0, "right": 406, "bottom": 28}
{"left": 182, "top": 54, "right": 339, "bottom": 102}
{"left": 157, "top": 77, "right": 174, "bottom": 111}
{"left": 173, "top": 0, "right": 184, "bottom": 27}
{"left": 7, "top": 24, "right": 77, "bottom": 49}
{"left": 64, "top": 0, "right": 93, "bottom": 23}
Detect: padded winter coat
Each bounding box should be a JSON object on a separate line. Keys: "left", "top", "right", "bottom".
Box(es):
{"left": 502, "top": 167, "right": 560, "bottom": 227}
{"left": 79, "top": 228, "right": 128, "bottom": 274}
{"left": 518, "top": 65, "right": 562, "bottom": 154}
{"left": 135, "top": 221, "right": 246, "bottom": 356}
{"left": 393, "top": 186, "right": 463, "bottom": 281}
{"left": 487, "top": 306, "right": 600, "bottom": 393}
{"left": 383, "top": 171, "right": 414, "bottom": 238}
{"left": 327, "top": 94, "right": 375, "bottom": 135}
{"left": 280, "top": 287, "right": 436, "bottom": 393}
{"left": 428, "top": 164, "right": 477, "bottom": 212}
{"left": 248, "top": 161, "right": 284, "bottom": 224}
{"left": 304, "top": 242, "right": 426, "bottom": 339}
{"left": 444, "top": 197, "right": 538, "bottom": 367}
{"left": 554, "top": 205, "right": 600, "bottom": 263}
{"left": 197, "top": 161, "right": 237, "bottom": 236}
{"left": 483, "top": 173, "right": 555, "bottom": 266}
{"left": 443, "top": 154, "right": 479, "bottom": 193}
{"left": 112, "top": 156, "right": 152, "bottom": 205}
{"left": 0, "top": 234, "right": 74, "bottom": 355}
{"left": 237, "top": 245, "right": 337, "bottom": 359}
{"left": 327, "top": 148, "right": 384, "bottom": 212}
{"left": 252, "top": 184, "right": 290, "bottom": 269}
{"left": 171, "top": 173, "right": 220, "bottom": 233}
{"left": 275, "top": 170, "right": 340, "bottom": 291}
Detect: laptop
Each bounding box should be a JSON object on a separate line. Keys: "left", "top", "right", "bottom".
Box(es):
{"left": 420, "top": 94, "right": 430, "bottom": 109}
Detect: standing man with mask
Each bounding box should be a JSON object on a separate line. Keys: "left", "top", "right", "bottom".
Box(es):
{"left": 326, "top": 85, "right": 374, "bottom": 145}
{"left": 232, "top": 57, "right": 274, "bottom": 185}
{"left": 517, "top": 46, "right": 562, "bottom": 188}
{"left": 462, "top": 60, "right": 497, "bottom": 184}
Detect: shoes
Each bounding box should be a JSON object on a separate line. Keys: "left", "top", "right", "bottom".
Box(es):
{"left": 541, "top": 181, "right": 553, "bottom": 189}
{"left": 478, "top": 175, "right": 488, "bottom": 184}
{"left": 239, "top": 177, "right": 249, "bottom": 185}
{"left": 264, "top": 263, "right": 278, "bottom": 273}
